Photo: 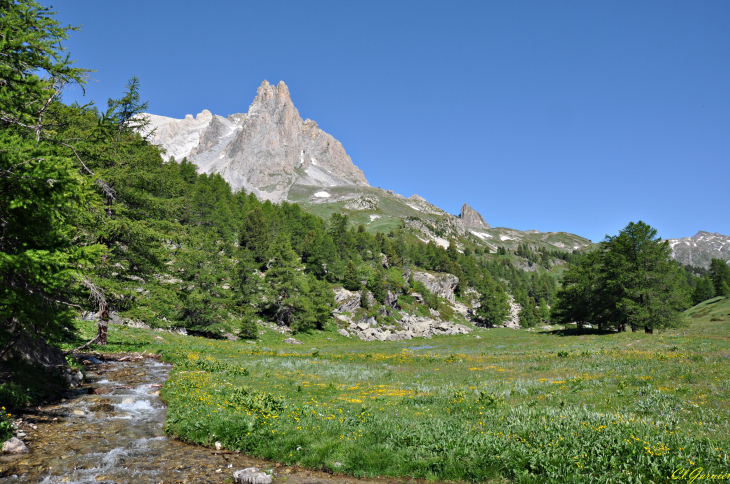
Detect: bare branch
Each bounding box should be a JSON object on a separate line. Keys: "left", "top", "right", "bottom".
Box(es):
{"left": 64, "top": 334, "right": 101, "bottom": 355}
{"left": 36, "top": 80, "right": 65, "bottom": 142}
{"left": 82, "top": 276, "right": 107, "bottom": 313}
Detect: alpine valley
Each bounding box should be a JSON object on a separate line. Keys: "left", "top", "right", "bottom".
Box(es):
{"left": 144, "top": 80, "right": 728, "bottom": 267}
{"left": 145, "top": 80, "right": 594, "bottom": 256}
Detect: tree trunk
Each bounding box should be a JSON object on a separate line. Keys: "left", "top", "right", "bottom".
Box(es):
{"left": 631, "top": 323, "right": 637, "bottom": 332}
{"left": 577, "top": 321, "right": 584, "bottom": 330}
{"left": 618, "top": 323, "right": 626, "bottom": 332}
{"left": 644, "top": 327, "right": 653, "bottom": 334}
{"left": 97, "top": 310, "right": 109, "bottom": 345}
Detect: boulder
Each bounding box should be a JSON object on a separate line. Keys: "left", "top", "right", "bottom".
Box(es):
{"left": 62, "top": 368, "right": 83, "bottom": 388}
{"left": 1, "top": 330, "right": 65, "bottom": 367}
{"left": 337, "top": 329, "right": 350, "bottom": 337}
{"left": 233, "top": 467, "right": 272, "bottom": 484}
{"left": 2, "top": 437, "right": 28, "bottom": 454}
{"left": 333, "top": 288, "right": 360, "bottom": 314}
{"left": 413, "top": 271, "right": 459, "bottom": 303}
{"left": 283, "top": 338, "right": 303, "bottom": 345}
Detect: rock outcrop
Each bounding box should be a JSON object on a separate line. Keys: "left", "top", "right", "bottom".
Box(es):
{"left": 144, "top": 80, "right": 368, "bottom": 201}
{"left": 343, "top": 312, "right": 472, "bottom": 341}
{"left": 459, "top": 203, "right": 490, "bottom": 229}
{"left": 412, "top": 271, "right": 459, "bottom": 303}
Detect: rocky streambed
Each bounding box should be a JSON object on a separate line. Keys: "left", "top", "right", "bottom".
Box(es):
{"left": 0, "top": 358, "right": 408, "bottom": 484}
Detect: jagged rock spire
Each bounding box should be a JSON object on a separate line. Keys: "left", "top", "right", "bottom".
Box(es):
{"left": 459, "top": 203, "right": 490, "bottom": 229}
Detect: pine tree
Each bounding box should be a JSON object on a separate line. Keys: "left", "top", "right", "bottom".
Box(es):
{"left": 369, "top": 270, "right": 387, "bottom": 304}
{"left": 554, "top": 221, "right": 690, "bottom": 333}
{"left": 692, "top": 274, "right": 715, "bottom": 305}
{"left": 709, "top": 259, "right": 730, "bottom": 296}
{"left": 304, "top": 274, "right": 335, "bottom": 330}
{"left": 447, "top": 241, "right": 459, "bottom": 262}
{"left": 1, "top": 0, "right": 104, "bottom": 353}
{"left": 538, "top": 298, "right": 550, "bottom": 322}
{"left": 265, "top": 236, "right": 310, "bottom": 330}
{"left": 343, "top": 260, "right": 361, "bottom": 291}
{"left": 240, "top": 206, "right": 270, "bottom": 269}
{"left": 476, "top": 276, "right": 510, "bottom": 326}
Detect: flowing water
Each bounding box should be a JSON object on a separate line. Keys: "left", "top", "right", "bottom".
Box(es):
{"left": 0, "top": 359, "right": 404, "bottom": 484}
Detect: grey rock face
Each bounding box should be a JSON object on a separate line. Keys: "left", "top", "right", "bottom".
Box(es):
{"left": 333, "top": 288, "right": 361, "bottom": 313}
{"left": 459, "top": 203, "right": 490, "bottom": 229}
{"left": 413, "top": 271, "right": 459, "bottom": 303}
{"left": 2, "top": 437, "right": 28, "bottom": 454}
{"left": 666, "top": 231, "right": 730, "bottom": 269}
{"left": 145, "top": 80, "right": 368, "bottom": 201}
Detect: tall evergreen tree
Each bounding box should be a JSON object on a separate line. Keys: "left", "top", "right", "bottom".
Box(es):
{"left": 240, "top": 206, "right": 270, "bottom": 268}
{"left": 1, "top": 0, "right": 104, "bottom": 354}
{"left": 265, "top": 236, "right": 309, "bottom": 329}
{"left": 692, "top": 274, "right": 716, "bottom": 305}
{"left": 602, "top": 221, "right": 689, "bottom": 333}
{"left": 343, "top": 260, "right": 361, "bottom": 291}
{"left": 554, "top": 222, "right": 689, "bottom": 333}
{"left": 475, "top": 276, "right": 510, "bottom": 327}
{"left": 368, "top": 270, "right": 387, "bottom": 304}
{"left": 709, "top": 259, "right": 730, "bottom": 297}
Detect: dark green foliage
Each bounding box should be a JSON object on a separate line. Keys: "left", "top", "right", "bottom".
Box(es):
{"left": 368, "top": 270, "right": 387, "bottom": 305}
{"left": 1, "top": 0, "right": 104, "bottom": 355}
{"left": 343, "top": 260, "right": 361, "bottom": 291}
{"left": 553, "top": 221, "right": 690, "bottom": 332}
{"left": 692, "top": 274, "right": 716, "bottom": 305}
{"left": 709, "top": 259, "right": 730, "bottom": 296}
{"left": 240, "top": 207, "right": 270, "bottom": 269}
{"left": 475, "top": 276, "right": 510, "bottom": 326}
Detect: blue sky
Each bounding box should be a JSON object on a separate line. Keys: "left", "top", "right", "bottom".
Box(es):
{"left": 55, "top": 0, "right": 729, "bottom": 242}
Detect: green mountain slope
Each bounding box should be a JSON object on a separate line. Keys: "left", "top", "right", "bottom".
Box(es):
{"left": 685, "top": 296, "right": 730, "bottom": 323}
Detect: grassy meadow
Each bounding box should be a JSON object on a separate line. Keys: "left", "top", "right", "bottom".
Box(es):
{"left": 67, "top": 298, "right": 730, "bottom": 483}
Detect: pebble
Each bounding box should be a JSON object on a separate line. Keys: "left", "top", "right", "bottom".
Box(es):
{"left": 233, "top": 467, "right": 272, "bottom": 484}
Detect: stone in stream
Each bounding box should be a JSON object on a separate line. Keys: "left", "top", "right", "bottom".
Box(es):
{"left": 2, "top": 437, "right": 29, "bottom": 454}
{"left": 233, "top": 467, "right": 272, "bottom": 484}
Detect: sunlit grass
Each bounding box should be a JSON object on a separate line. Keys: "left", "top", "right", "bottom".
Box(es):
{"left": 68, "top": 313, "right": 730, "bottom": 483}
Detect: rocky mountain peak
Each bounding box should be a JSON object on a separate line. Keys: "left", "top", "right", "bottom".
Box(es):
{"left": 409, "top": 194, "right": 427, "bottom": 202}
{"left": 459, "top": 203, "right": 490, "bottom": 229}
{"left": 144, "top": 80, "right": 368, "bottom": 201}
{"left": 667, "top": 231, "right": 730, "bottom": 269}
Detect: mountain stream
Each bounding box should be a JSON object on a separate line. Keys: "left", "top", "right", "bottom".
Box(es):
{"left": 0, "top": 358, "right": 402, "bottom": 484}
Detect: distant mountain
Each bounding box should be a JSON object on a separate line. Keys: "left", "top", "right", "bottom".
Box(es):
{"left": 144, "top": 81, "right": 593, "bottom": 255}
{"left": 144, "top": 80, "right": 368, "bottom": 201}
{"left": 666, "top": 231, "right": 730, "bottom": 269}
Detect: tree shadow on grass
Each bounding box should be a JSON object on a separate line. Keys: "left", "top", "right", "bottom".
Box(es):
{"left": 539, "top": 327, "right": 617, "bottom": 337}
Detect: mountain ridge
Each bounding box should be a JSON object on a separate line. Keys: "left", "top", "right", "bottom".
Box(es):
{"left": 665, "top": 231, "right": 730, "bottom": 269}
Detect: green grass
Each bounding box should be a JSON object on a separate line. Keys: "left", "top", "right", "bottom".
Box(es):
{"left": 65, "top": 313, "right": 730, "bottom": 483}
{"left": 685, "top": 296, "right": 730, "bottom": 324}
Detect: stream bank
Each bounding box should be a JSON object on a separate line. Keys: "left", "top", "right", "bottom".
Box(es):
{"left": 0, "top": 358, "right": 411, "bottom": 484}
